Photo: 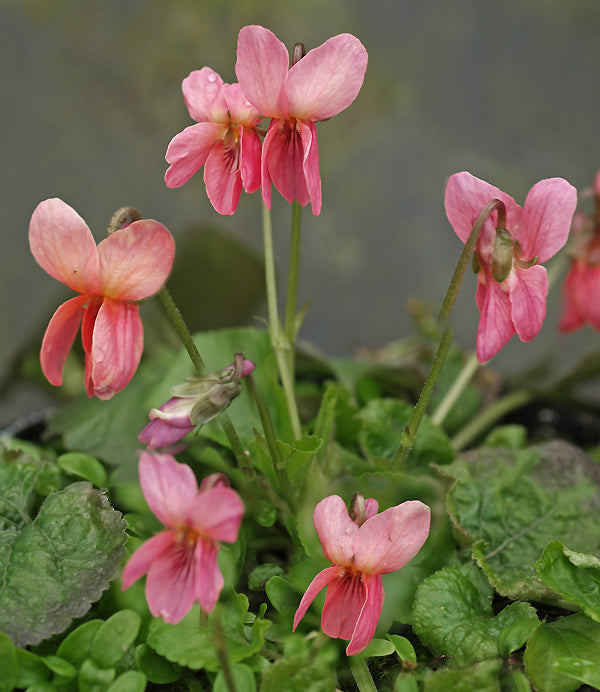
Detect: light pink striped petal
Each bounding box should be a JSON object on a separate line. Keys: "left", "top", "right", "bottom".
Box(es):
{"left": 521, "top": 178, "right": 577, "bottom": 263}
{"left": 346, "top": 573, "right": 384, "bottom": 655}
{"left": 293, "top": 565, "right": 341, "bottom": 631}
{"left": 138, "top": 417, "right": 194, "bottom": 450}
{"left": 204, "top": 140, "right": 243, "bottom": 215}
{"left": 145, "top": 540, "right": 197, "bottom": 623}
{"left": 165, "top": 122, "right": 225, "bottom": 188}
{"left": 320, "top": 570, "right": 366, "bottom": 641}
{"left": 236, "top": 25, "right": 289, "bottom": 118}
{"left": 353, "top": 501, "right": 431, "bottom": 574}
{"left": 40, "top": 295, "right": 87, "bottom": 386}
{"left": 475, "top": 274, "right": 515, "bottom": 362}
{"left": 445, "top": 172, "right": 520, "bottom": 246}
{"left": 139, "top": 451, "right": 198, "bottom": 526}
{"left": 313, "top": 495, "right": 358, "bottom": 565}
{"left": 121, "top": 530, "right": 175, "bottom": 588}
{"left": 239, "top": 126, "right": 262, "bottom": 193}
{"left": 88, "top": 298, "right": 143, "bottom": 399}
{"left": 97, "top": 221, "right": 175, "bottom": 301}
{"left": 263, "top": 118, "right": 310, "bottom": 207}
{"left": 194, "top": 538, "right": 224, "bottom": 613}
{"left": 182, "top": 67, "right": 228, "bottom": 123}
{"left": 187, "top": 487, "right": 244, "bottom": 542}
{"left": 286, "top": 33, "right": 368, "bottom": 121}
{"left": 299, "top": 120, "right": 321, "bottom": 215}
{"left": 29, "top": 198, "right": 100, "bottom": 294}
{"left": 508, "top": 264, "right": 548, "bottom": 343}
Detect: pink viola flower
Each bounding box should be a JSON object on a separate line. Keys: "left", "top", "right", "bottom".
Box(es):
{"left": 236, "top": 25, "right": 368, "bottom": 215}
{"left": 29, "top": 198, "right": 175, "bottom": 400}
{"left": 559, "top": 171, "right": 600, "bottom": 333}
{"left": 445, "top": 172, "right": 577, "bottom": 362}
{"left": 293, "top": 494, "right": 430, "bottom": 656}
{"left": 139, "top": 354, "right": 256, "bottom": 449}
{"left": 165, "top": 67, "right": 262, "bottom": 215}
{"left": 121, "top": 452, "right": 244, "bottom": 622}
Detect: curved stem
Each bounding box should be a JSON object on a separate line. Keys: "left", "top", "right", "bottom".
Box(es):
{"left": 451, "top": 389, "right": 533, "bottom": 452}
{"left": 211, "top": 606, "right": 238, "bottom": 692}
{"left": 348, "top": 656, "right": 378, "bottom": 692}
{"left": 392, "top": 199, "right": 506, "bottom": 468}
{"left": 431, "top": 352, "right": 480, "bottom": 426}
{"left": 156, "top": 286, "right": 205, "bottom": 375}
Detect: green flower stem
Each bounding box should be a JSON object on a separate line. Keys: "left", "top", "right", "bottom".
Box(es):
{"left": 431, "top": 352, "right": 480, "bottom": 426}
{"left": 451, "top": 389, "right": 533, "bottom": 452}
{"left": 157, "top": 286, "right": 249, "bottom": 471}
{"left": 349, "top": 656, "right": 378, "bottom": 692}
{"left": 284, "top": 201, "right": 302, "bottom": 352}
{"left": 246, "top": 374, "right": 297, "bottom": 513}
{"left": 220, "top": 413, "right": 254, "bottom": 477}
{"left": 211, "top": 606, "right": 238, "bottom": 692}
{"left": 392, "top": 199, "right": 506, "bottom": 468}
{"left": 261, "top": 203, "right": 302, "bottom": 439}
{"left": 156, "top": 286, "right": 205, "bottom": 375}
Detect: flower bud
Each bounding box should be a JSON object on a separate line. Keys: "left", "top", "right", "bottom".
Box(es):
{"left": 490, "top": 228, "right": 514, "bottom": 282}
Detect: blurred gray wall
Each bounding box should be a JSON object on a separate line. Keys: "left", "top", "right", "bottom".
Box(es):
{"left": 2, "top": 0, "right": 599, "bottom": 423}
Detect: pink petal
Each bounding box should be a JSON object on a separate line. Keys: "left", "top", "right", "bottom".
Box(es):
{"left": 558, "top": 264, "right": 586, "bottom": 333}
{"left": 139, "top": 451, "right": 199, "bottom": 527}
{"left": 353, "top": 500, "right": 431, "bottom": 574}
{"left": 263, "top": 118, "right": 310, "bottom": 207}
{"left": 138, "top": 417, "right": 194, "bottom": 450}
{"left": 475, "top": 272, "right": 515, "bottom": 362}
{"left": 182, "top": 67, "right": 228, "bottom": 123}
{"left": 194, "top": 538, "right": 224, "bottom": 613}
{"left": 293, "top": 565, "right": 342, "bottom": 632}
{"left": 299, "top": 120, "right": 321, "bottom": 215}
{"left": 364, "top": 498, "right": 379, "bottom": 520}
{"left": 121, "top": 530, "right": 175, "bottom": 589}
{"left": 346, "top": 573, "right": 384, "bottom": 655}
{"left": 321, "top": 570, "right": 366, "bottom": 641}
{"left": 507, "top": 264, "right": 548, "bottom": 342}
{"left": 313, "top": 495, "right": 359, "bottom": 565}
{"left": 444, "top": 172, "right": 521, "bottom": 246}
{"left": 40, "top": 295, "right": 87, "bottom": 386}
{"left": 239, "top": 127, "right": 262, "bottom": 193}
{"left": 165, "top": 122, "right": 225, "bottom": 188}
{"left": 520, "top": 178, "right": 577, "bottom": 263}
{"left": 88, "top": 298, "right": 143, "bottom": 399}
{"left": 235, "top": 25, "right": 289, "bottom": 118}
{"left": 145, "top": 539, "right": 198, "bottom": 623}
{"left": 222, "top": 82, "right": 261, "bottom": 127}
{"left": 187, "top": 487, "right": 244, "bottom": 542}
{"left": 97, "top": 221, "right": 175, "bottom": 301}
{"left": 204, "top": 140, "right": 243, "bottom": 215}
{"left": 285, "top": 34, "right": 368, "bottom": 121}
{"left": 29, "top": 198, "right": 100, "bottom": 294}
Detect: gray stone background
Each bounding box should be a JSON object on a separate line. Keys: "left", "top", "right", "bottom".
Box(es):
{"left": 2, "top": 0, "right": 599, "bottom": 425}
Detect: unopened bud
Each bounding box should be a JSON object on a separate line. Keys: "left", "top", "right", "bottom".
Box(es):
{"left": 490, "top": 228, "right": 514, "bottom": 282}
{"left": 350, "top": 493, "right": 367, "bottom": 526}
{"left": 107, "top": 206, "right": 142, "bottom": 235}
{"left": 292, "top": 43, "right": 306, "bottom": 66}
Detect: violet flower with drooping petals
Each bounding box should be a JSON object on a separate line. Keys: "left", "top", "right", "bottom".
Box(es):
{"left": 165, "top": 67, "right": 262, "bottom": 215}
{"left": 121, "top": 452, "right": 244, "bottom": 622}
{"left": 29, "top": 198, "right": 175, "bottom": 400}
{"left": 293, "top": 494, "right": 430, "bottom": 655}
{"left": 236, "top": 25, "right": 368, "bottom": 215}
{"left": 445, "top": 172, "right": 577, "bottom": 362}
{"left": 139, "top": 354, "right": 256, "bottom": 449}
{"left": 559, "top": 171, "right": 600, "bottom": 333}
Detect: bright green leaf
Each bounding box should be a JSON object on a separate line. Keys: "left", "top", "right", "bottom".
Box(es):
{"left": 56, "top": 619, "right": 103, "bottom": 667}
{"left": 78, "top": 658, "right": 116, "bottom": 691}
{"left": 386, "top": 634, "right": 417, "bottom": 664}
{"left": 214, "top": 663, "right": 256, "bottom": 692}
{"left": 58, "top": 452, "right": 108, "bottom": 488}
{"left": 133, "top": 644, "right": 183, "bottom": 684}
{"left": 106, "top": 670, "right": 147, "bottom": 692}
{"left": 552, "top": 656, "right": 600, "bottom": 688}
{"left": 90, "top": 610, "right": 141, "bottom": 667}
{"left": 0, "top": 633, "right": 17, "bottom": 692}
{"left": 360, "top": 637, "right": 395, "bottom": 657}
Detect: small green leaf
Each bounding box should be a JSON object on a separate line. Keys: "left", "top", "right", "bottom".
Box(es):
{"left": 41, "top": 655, "right": 76, "bottom": 678}
{"left": 534, "top": 541, "right": 600, "bottom": 622}
{"left": 58, "top": 452, "right": 108, "bottom": 488}
{"left": 214, "top": 663, "right": 256, "bottom": 692}
{"left": 133, "top": 644, "right": 183, "bottom": 684}
{"left": 393, "top": 674, "right": 419, "bottom": 692}
{"left": 15, "top": 649, "right": 50, "bottom": 687}
{"left": 56, "top": 619, "right": 103, "bottom": 667}
{"left": 265, "top": 576, "right": 299, "bottom": 615}
{"left": 524, "top": 613, "right": 600, "bottom": 692}
{"left": 360, "top": 637, "right": 395, "bottom": 657}
{"left": 423, "top": 659, "right": 503, "bottom": 691}
{"left": 106, "top": 670, "right": 147, "bottom": 692}
{"left": 552, "top": 657, "right": 600, "bottom": 688}
{"left": 0, "top": 633, "right": 17, "bottom": 692}
{"left": 386, "top": 634, "right": 417, "bottom": 664}
{"left": 497, "top": 616, "right": 539, "bottom": 658}
{"left": 78, "top": 658, "right": 116, "bottom": 691}
{"left": 90, "top": 610, "right": 141, "bottom": 667}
